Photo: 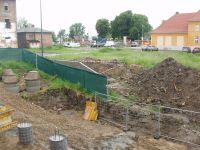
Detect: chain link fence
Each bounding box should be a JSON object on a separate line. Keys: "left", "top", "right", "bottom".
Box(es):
{"left": 95, "top": 92, "right": 200, "bottom": 148}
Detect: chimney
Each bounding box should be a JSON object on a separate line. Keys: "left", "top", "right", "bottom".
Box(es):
{"left": 175, "top": 12, "right": 179, "bottom": 15}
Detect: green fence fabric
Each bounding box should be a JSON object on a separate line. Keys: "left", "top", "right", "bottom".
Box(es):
{"left": 0, "top": 48, "right": 22, "bottom": 61}
{"left": 21, "top": 49, "right": 107, "bottom": 94}
{"left": 0, "top": 48, "right": 107, "bottom": 94}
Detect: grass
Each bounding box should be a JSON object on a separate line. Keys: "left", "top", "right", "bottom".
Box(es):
{"left": 29, "top": 45, "right": 96, "bottom": 54}
{"left": 108, "top": 90, "right": 137, "bottom": 107}
{"left": 0, "top": 61, "right": 92, "bottom": 97}
{"left": 0, "top": 61, "right": 34, "bottom": 77}
{"left": 32, "top": 46, "right": 200, "bottom": 70}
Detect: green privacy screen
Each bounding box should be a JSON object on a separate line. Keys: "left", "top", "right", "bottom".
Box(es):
{"left": 0, "top": 48, "right": 22, "bottom": 61}
{"left": 22, "top": 50, "right": 107, "bottom": 94}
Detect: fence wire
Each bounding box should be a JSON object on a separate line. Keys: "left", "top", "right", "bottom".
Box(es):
{"left": 95, "top": 92, "right": 200, "bottom": 149}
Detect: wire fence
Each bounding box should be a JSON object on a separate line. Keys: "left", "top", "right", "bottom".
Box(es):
{"left": 95, "top": 92, "right": 200, "bottom": 149}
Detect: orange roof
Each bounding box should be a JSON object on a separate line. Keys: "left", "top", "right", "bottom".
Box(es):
{"left": 152, "top": 10, "right": 200, "bottom": 34}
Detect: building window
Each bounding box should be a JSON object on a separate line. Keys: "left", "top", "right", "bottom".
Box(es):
{"left": 28, "top": 34, "right": 34, "bottom": 40}
{"left": 195, "top": 25, "right": 200, "bottom": 32}
{"left": 5, "top": 37, "right": 11, "bottom": 39}
{"left": 195, "top": 36, "right": 199, "bottom": 44}
{"left": 4, "top": 2, "right": 9, "bottom": 12}
{"left": 5, "top": 19, "right": 11, "bottom": 29}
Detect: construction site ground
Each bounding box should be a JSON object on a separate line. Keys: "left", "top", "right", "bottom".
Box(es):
{"left": 0, "top": 82, "right": 193, "bottom": 150}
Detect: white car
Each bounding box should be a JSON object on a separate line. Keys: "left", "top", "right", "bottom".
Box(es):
{"left": 63, "top": 42, "right": 80, "bottom": 48}
{"left": 104, "top": 41, "right": 115, "bottom": 47}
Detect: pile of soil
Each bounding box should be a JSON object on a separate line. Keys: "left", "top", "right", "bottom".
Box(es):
{"left": 80, "top": 57, "right": 142, "bottom": 79}
{"left": 79, "top": 57, "right": 142, "bottom": 97}
{"left": 130, "top": 57, "right": 200, "bottom": 111}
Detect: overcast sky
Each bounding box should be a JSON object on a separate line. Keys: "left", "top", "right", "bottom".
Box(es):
{"left": 17, "top": 0, "right": 200, "bottom": 36}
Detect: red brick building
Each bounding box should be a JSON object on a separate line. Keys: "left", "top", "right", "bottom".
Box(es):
{"left": 17, "top": 27, "right": 53, "bottom": 48}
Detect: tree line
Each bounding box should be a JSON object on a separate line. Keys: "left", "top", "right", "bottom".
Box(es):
{"left": 17, "top": 10, "right": 152, "bottom": 43}
{"left": 96, "top": 10, "right": 152, "bottom": 40}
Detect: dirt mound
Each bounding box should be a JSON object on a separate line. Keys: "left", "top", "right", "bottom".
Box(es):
{"left": 80, "top": 57, "right": 142, "bottom": 78}
{"left": 130, "top": 57, "right": 200, "bottom": 111}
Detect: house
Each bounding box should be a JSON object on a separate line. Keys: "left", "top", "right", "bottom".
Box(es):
{"left": 151, "top": 10, "right": 200, "bottom": 50}
{"left": 17, "top": 27, "right": 52, "bottom": 48}
{"left": 0, "top": 0, "right": 17, "bottom": 48}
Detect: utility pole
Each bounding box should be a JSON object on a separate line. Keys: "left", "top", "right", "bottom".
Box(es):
{"left": 142, "top": 24, "right": 144, "bottom": 45}
{"left": 40, "top": 0, "right": 44, "bottom": 56}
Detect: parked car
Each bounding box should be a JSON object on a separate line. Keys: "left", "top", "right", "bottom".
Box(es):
{"left": 104, "top": 41, "right": 115, "bottom": 47}
{"left": 131, "top": 42, "right": 139, "bottom": 47}
{"left": 63, "top": 42, "right": 80, "bottom": 48}
{"left": 142, "top": 45, "right": 158, "bottom": 51}
{"left": 192, "top": 47, "right": 200, "bottom": 53}
{"left": 90, "top": 41, "right": 106, "bottom": 47}
{"left": 182, "top": 46, "right": 191, "bottom": 53}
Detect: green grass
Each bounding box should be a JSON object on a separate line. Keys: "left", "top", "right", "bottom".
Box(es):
{"left": 0, "top": 61, "right": 34, "bottom": 77}
{"left": 32, "top": 46, "right": 200, "bottom": 70}
{"left": 0, "top": 61, "right": 91, "bottom": 97}
{"left": 108, "top": 90, "right": 137, "bottom": 107}
{"left": 29, "top": 45, "right": 96, "bottom": 54}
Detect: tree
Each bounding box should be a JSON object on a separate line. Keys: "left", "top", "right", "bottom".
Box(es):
{"left": 52, "top": 32, "right": 57, "bottom": 43}
{"left": 69, "top": 23, "right": 85, "bottom": 39}
{"left": 17, "top": 18, "right": 34, "bottom": 29}
{"left": 111, "top": 10, "right": 133, "bottom": 39}
{"left": 111, "top": 10, "right": 152, "bottom": 40}
{"left": 96, "top": 19, "right": 110, "bottom": 38}
{"left": 57, "top": 29, "right": 66, "bottom": 44}
{"left": 130, "top": 14, "right": 152, "bottom": 40}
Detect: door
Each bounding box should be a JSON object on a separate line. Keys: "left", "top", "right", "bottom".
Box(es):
{"left": 157, "top": 36, "right": 164, "bottom": 46}
{"left": 177, "top": 36, "right": 184, "bottom": 46}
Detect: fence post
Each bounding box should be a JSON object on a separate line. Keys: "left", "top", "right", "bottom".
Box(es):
{"left": 155, "top": 104, "right": 161, "bottom": 139}
{"left": 125, "top": 107, "right": 129, "bottom": 131}
{"left": 36, "top": 53, "right": 38, "bottom": 69}
{"left": 94, "top": 92, "right": 97, "bottom": 103}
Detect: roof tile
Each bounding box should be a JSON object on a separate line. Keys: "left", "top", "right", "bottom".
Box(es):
{"left": 152, "top": 10, "right": 200, "bottom": 34}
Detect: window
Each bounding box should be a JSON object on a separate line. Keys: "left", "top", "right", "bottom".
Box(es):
{"left": 5, "top": 19, "right": 11, "bottom": 29}
{"left": 194, "top": 36, "right": 199, "bottom": 44}
{"left": 28, "top": 34, "right": 34, "bottom": 40}
{"left": 5, "top": 37, "right": 11, "bottom": 39}
{"left": 195, "top": 25, "right": 200, "bottom": 32}
{"left": 4, "top": 2, "right": 8, "bottom": 12}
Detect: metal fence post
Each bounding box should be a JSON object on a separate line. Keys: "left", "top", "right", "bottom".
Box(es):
{"left": 94, "top": 92, "right": 97, "bottom": 103}
{"left": 155, "top": 104, "right": 161, "bottom": 139}
{"left": 125, "top": 107, "right": 129, "bottom": 131}
{"left": 158, "top": 104, "right": 161, "bottom": 138}
{"left": 36, "top": 53, "right": 38, "bottom": 69}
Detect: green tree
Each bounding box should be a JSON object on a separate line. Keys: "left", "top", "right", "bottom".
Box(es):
{"left": 17, "top": 18, "right": 34, "bottom": 29}
{"left": 130, "top": 14, "right": 152, "bottom": 40}
{"left": 111, "top": 10, "right": 133, "bottom": 39}
{"left": 57, "top": 29, "right": 66, "bottom": 44}
{"left": 96, "top": 19, "right": 110, "bottom": 38}
{"left": 111, "top": 10, "right": 152, "bottom": 40}
{"left": 52, "top": 32, "right": 57, "bottom": 43}
{"left": 69, "top": 23, "right": 85, "bottom": 39}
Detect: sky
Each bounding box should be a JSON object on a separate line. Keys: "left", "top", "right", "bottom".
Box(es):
{"left": 16, "top": 0, "right": 200, "bottom": 36}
